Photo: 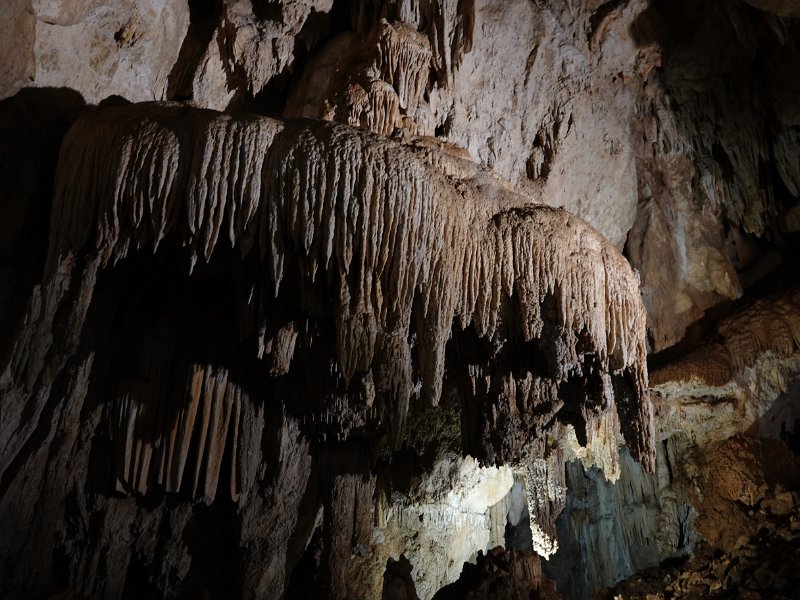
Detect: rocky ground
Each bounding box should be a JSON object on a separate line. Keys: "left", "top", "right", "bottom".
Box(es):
{"left": 599, "top": 488, "right": 800, "bottom": 600}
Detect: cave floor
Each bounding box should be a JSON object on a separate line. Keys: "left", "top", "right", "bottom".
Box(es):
{"left": 599, "top": 502, "right": 800, "bottom": 600}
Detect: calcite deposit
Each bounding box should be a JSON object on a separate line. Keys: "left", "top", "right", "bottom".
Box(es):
{"left": 1, "top": 100, "right": 652, "bottom": 598}
{"left": 604, "top": 437, "right": 800, "bottom": 600}
{"left": 0, "top": 0, "right": 799, "bottom": 599}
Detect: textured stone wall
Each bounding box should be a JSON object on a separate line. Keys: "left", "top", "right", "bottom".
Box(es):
{"left": 1, "top": 1, "right": 799, "bottom": 599}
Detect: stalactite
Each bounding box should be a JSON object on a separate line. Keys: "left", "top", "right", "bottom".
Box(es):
{"left": 374, "top": 20, "right": 432, "bottom": 112}
{"left": 284, "top": 16, "right": 435, "bottom": 137}
{"left": 524, "top": 450, "right": 567, "bottom": 559}
{"left": 337, "top": 79, "right": 401, "bottom": 137}
{"left": 110, "top": 357, "right": 251, "bottom": 501}
{"left": 43, "top": 102, "right": 653, "bottom": 508}
{"left": 349, "top": 0, "right": 475, "bottom": 84}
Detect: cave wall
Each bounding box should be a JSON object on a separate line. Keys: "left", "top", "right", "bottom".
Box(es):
{"left": 1, "top": 1, "right": 800, "bottom": 599}
{"left": 544, "top": 283, "right": 800, "bottom": 597}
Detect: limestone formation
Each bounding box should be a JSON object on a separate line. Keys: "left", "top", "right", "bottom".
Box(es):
{"left": 5, "top": 0, "right": 798, "bottom": 351}
{"left": 544, "top": 285, "right": 800, "bottom": 598}
{"left": 0, "top": 101, "right": 652, "bottom": 598}
{"left": 285, "top": 19, "right": 433, "bottom": 136}
{"left": 651, "top": 287, "right": 800, "bottom": 388}
{"left": 433, "top": 547, "right": 561, "bottom": 600}
{"left": 605, "top": 501, "right": 800, "bottom": 600}
{"left": 651, "top": 286, "right": 800, "bottom": 449}
{"left": 1, "top": 1, "right": 799, "bottom": 599}
{"left": 693, "top": 436, "right": 800, "bottom": 553}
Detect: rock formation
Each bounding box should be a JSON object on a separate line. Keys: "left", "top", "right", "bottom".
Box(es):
{"left": 0, "top": 0, "right": 799, "bottom": 599}
{"left": 433, "top": 547, "right": 561, "bottom": 600}
{"left": 542, "top": 282, "right": 800, "bottom": 598}
{"left": 603, "top": 437, "right": 800, "bottom": 600}
{"left": 0, "top": 100, "right": 652, "bottom": 598}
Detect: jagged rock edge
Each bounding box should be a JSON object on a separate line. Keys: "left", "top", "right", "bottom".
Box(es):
{"left": 28, "top": 103, "right": 654, "bottom": 499}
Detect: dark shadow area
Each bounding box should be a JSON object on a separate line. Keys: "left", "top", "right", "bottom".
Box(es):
{"left": 81, "top": 241, "right": 270, "bottom": 501}
{"left": 122, "top": 554, "right": 162, "bottom": 600}
{"left": 0, "top": 87, "right": 88, "bottom": 370}
{"left": 177, "top": 498, "right": 242, "bottom": 600}
{"left": 285, "top": 527, "right": 325, "bottom": 599}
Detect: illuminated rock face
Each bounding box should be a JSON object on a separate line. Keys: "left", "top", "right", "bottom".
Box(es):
{"left": 4, "top": 0, "right": 798, "bottom": 350}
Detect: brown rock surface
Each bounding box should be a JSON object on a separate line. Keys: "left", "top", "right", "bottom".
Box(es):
{"left": 601, "top": 476, "right": 800, "bottom": 600}
{"left": 693, "top": 436, "right": 800, "bottom": 553}
{"left": 1, "top": 0, "right": 190, "bottom": 103}
{"left": 0, "top": 1, "right": 799, "bottom": 599}
{"left": 433, "top": 547, "right": 561, "bottom": 600}
{"left": 651, "top": 287, "right": 800, "bottom": 388}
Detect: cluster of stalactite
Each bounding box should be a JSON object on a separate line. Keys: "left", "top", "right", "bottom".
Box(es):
{"left": 6, "top": 102, "right": 654, "bottom": 559}
{"left": 286, "top": 18, "right": 434, "bottom": 137}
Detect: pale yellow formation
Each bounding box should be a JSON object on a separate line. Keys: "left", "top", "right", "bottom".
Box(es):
{"left": 719, "top": 289, "right": 800, "bottom": 371}
{"left": 286, "top": 19, "right": 434, "bottom": 136}
{"left": 375, "top": 20, "right": 432, "bottom": 112}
